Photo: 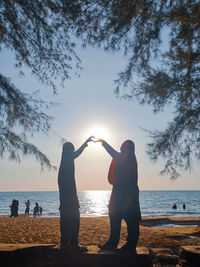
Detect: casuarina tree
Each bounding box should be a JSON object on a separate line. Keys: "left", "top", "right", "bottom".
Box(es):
{"left": 73, "top": 0, "right": 200, "bottom": 179}
{"left": 1, "top": 1, "right": 199, "bottom": 178}
{"left": 0, "top": 0, "right": 83, "bottom": 168}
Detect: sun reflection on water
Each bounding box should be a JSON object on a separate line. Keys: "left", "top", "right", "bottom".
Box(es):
{"left": 79, "top": 191, "right": 111, "bottom": 217}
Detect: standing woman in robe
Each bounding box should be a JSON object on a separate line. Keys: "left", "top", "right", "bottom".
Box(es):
{"left": 58, "top": 137, "right": 93, "bottom": 252}
{"left": 98, "top": 139, "right": 141, "bottom": 253}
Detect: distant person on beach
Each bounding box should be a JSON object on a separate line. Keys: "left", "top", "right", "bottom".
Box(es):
{"left": 183, "top": 203, "right": 186, "bottom": 210}
{"left": 33, "top": 202, "right": 39, "bottom": 217}
{"left": 172, "top": 203, "right": 177, "bottom": 209}
{"left": 97, "top": 139, "right": 141, "bottom": 253}
{"left": 25, "top": 200, "right": 30, "bottom": 217}
{"left": 10, "top": 199, "right": 19, "bottom": 217}
{"left": 15, "top": 200, "right": 19, "bottom": 217}
{"left": 39, "top": 206, "right": 43, "bottom": 216}
{"left": 9, "top": 199, "right": 15, "bottom": 217}
{"left": 58, "top": 137, "right": 93, "bottom": 252}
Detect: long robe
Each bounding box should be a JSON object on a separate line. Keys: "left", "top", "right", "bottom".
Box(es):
{"left": 58, "top": 153, "right": 79, "bottom": 211}
{"left": 109, "top": 157, "right": 141, "bottom": 220}
{"left": 58, "top": 143, "right": 86, "bottom": 244}
{"left": 103, "top": 141, "right": 141, "bottom": 220}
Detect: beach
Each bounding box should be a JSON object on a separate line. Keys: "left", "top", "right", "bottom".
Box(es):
{"left": 0, "top": 216, "right": 200, "bottom": 266}
{"left": 0, "top": 216, "right": 200, "bottom": 249}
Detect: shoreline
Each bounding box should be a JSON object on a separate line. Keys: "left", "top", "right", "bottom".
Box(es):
{"left": 141, "top": 216, "right": 200, "bottom": 227}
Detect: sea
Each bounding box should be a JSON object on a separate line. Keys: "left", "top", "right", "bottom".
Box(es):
{"left": 0, "top": 190, "right": 199, "bottom": 218}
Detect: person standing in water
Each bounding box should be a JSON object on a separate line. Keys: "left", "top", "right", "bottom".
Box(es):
{"left": 25, "top": 200, "right": 30, "bottom": 217}
{"left": 33, "top": 202, "right": 39, "bottom": 217}
{"left": 39, "top": 206, "right": 43, "bottom": 216}
{"left": 172, "top": 203, "right": 177, "bottom": 210}
{"left": 97, "top": 139, "right": 141, "bottom": 253}
{"left": 58, "top": 137, "right": 93, "bottom": 252}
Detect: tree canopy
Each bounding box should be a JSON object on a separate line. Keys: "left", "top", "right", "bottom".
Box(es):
{"left": 0, "top": 0, "right": 83, "bottom": 168}
{"left": 73, "top": 0, "right": 200, "bottom": 179}
{"left": 0, "top": 0, "right": 199, "bottom": 178}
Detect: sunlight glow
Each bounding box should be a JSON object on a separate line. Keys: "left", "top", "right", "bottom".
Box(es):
{"left": 87, "top": 126, "right": 109, "bottom": 142}
{"left": 85, "top": 126, "right": 110, "bottom": 148}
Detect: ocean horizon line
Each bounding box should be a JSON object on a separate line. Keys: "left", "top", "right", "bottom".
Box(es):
{"left": 0, "top": 189, "right": 200, "bottom": 193}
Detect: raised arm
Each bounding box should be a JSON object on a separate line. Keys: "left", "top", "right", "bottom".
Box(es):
{"left": 98, "top": 139, "right": 120, "bottom": 159}
{"left": 73, "top": 136, "right": 94, "bottom": 159}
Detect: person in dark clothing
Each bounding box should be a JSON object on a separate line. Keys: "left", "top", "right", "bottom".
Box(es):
{"left": 10, "top": 199, "right": 15, "bottom": 217}
{"left": 10, "top": 199, "right": 19, "bottom": 217}
{"left": 25, "top": 200, "right": 30, "bottom": 217}
{"left": 172, "top": 203, "right": 177, "bottom": 209}
{"left": 33, "top": 202, "right": 39, "bottom": 217}
{"left": 58, "top": 137, "right": 93, "bottom": 252}
{"left": 15, "top": 200, "right": 19, "bottom": 217}
{"left": 183, "top": 203, "right": 186, "bottom": 210}
{"left": 97, "top": 139, "right": 141, "bottom": 253}
{"left": 39, "top": 206, "right": 43, "bottom": 216}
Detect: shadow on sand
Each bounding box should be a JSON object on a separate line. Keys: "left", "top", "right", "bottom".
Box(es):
{"left": 0, "top": 245, "right": 152, "bottom": 267}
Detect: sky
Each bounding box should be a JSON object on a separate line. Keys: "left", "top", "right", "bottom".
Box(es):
{"left": 0, "top": 42, "right": 200, "bottom": 192}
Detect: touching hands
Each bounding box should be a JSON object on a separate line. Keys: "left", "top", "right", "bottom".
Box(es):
{"left": 86, "top": 136, "right": 95, "bottom": 144}
{"left": 84, "top": 136, "right": 104, "bottom": 147}
{"left": 95, "top": 138, "right": 104, "bottom": 143}
{"left": 90, "top": 137, "right": 104, "bottom": 143}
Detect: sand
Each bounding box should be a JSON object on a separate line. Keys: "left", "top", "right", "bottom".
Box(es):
{"left": 0, "top": 216, "right": 200, "bottom": 251}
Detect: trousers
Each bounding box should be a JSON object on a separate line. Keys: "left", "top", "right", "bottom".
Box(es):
{"left": 60, "top": 208, "right": 80, "bottom": 245}
{"left": 107, "top": 208, "right": 140, "bottom": 248}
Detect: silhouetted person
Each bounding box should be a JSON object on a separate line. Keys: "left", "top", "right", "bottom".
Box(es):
{"left": 39, "top": 206, "right": 43, "bottom": 216}
{"left": 58, "top": 137, "right": 93, "bottom": 252}
{"left": 97, "top": 139, "right": 141, "bottom": 253}
{"left": 33, "top": 202, "right": 39, "bottom": 217}
{"left": 9, "top": 199, "right": 14, "bottom": 217}
{"left": 16, "top": 200, "right": 19, "bottom": 216}
{"left": 25, "top": 200, "right": 30, "bottom": 217}
{"left": 172, "top": 203, "right": 177, "bottom": 209}
{"left": 9, "top": 199, "right": 15, "bottom": 217}
{"left": 10, "top": 199, "right": 19, "bottom": 217}
{"left": 183, "top": 203, "right": 186, "bottom": 210}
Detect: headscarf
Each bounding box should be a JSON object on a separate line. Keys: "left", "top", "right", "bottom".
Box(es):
{"left": 58, "top": 142, "right": 79, "bottom": 209}
{"left": 58, "top": 142, "right": 75, "bottom": 184}
{"left": 108, "top": 140, "right": 135, "bottom": 185}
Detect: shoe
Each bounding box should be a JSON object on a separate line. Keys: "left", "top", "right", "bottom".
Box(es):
{"left": 118, "top": 243, "right": 137, "bottom": 254}
{"left": 98, "top": 243, "right": 117, "bottom": 251}
{"left": 71, "top": 244, "right": 88, "bottom": 253}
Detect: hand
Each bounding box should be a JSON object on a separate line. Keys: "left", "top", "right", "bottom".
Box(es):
{"left": 86, "top": 136, "right": 95, "bottom": 143}
{"left": 95, "top": 138, "right": 104, "bottom": 143}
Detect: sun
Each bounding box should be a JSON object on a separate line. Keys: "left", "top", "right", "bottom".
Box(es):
{"left": 87, "top": 126, "right": 109, "bottom": 142}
